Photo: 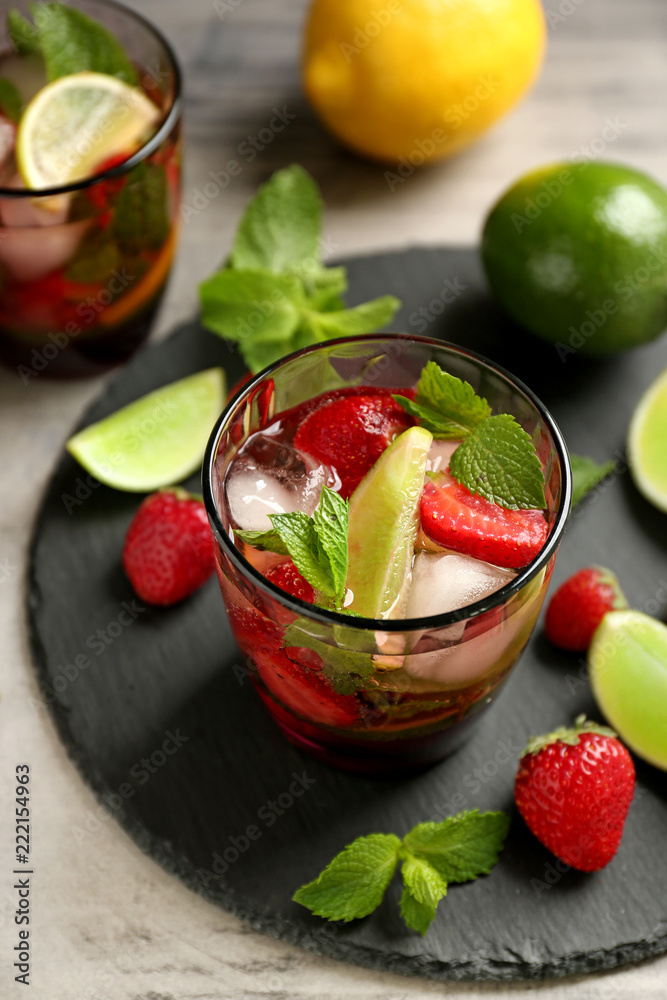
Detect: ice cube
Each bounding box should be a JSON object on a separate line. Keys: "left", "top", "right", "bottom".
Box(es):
{"left": 406, "top": 552, "right": 514, "bottom": 619}
{"left": 226, "top": 433, "right": 334, "bottom": 532}
{"left": 404, "top": 614, "right": 526, "bottom": 686}
{"left": 0, "top": 174, "right": 70, "bottom": 228}
{"left": 426, "top": 439, "right": 461, "bottom": 474}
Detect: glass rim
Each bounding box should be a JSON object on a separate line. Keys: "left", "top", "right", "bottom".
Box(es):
{"left": 0, "top": 0, "right": 182, "bottom": 200}
{"left": 203, "top": 334, "right": 573, "bottom": 635}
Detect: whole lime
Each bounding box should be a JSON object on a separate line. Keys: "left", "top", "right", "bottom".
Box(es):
{"left": 482, "top": 162, "right": 667, "bottom": 356}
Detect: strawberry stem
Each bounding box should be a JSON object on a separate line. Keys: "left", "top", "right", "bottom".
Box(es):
{"left": 520, "top": 715, "right": 617, "bottom": 757}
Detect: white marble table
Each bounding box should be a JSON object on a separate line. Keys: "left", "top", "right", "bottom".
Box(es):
{"left": 2, "top": 0, "right": 666, "bottom": 996}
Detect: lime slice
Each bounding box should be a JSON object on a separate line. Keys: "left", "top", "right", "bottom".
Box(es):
{"left": 589, "top": 609, "right": 667, "bottom": 770}
{"left": 17, "top": 71, "right": 160, "bottom": 190}
{"left": 66, "top": 368, "right": 226, "bottom": 492}
{"left": 346, "top": 426, "right": 433, "bottom": 618}
{"left": 628, "top": 367, "right": 667, "bottom": 512}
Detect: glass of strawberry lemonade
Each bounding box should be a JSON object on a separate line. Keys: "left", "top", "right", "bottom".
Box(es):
{"left": 204, "top": 335, "right": 572, "bottom": 773}
{"left": 0, "top": 0, "right": 181, "bottom": 378}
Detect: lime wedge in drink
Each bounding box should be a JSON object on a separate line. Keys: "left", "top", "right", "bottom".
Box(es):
{"left": 346, "top": 426, "right": 433, "bottom": 618}
{"left": 17, "top": 71, "right": 160, "bottom": 191}
{"left": 66, "top": 368, "right": 226, "bottom": 492}
{"left": 589, "top": 609, "right": 667, "bottom": 770}
{"left": 627, "top": 366, "right": 667, "bottom": 512}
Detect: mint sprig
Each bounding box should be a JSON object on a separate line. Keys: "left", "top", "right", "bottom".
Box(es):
{"left": 570, "top": 453, "right": 615, "bottom": 507}
{"left": 235, "top": 485, "right": 349, "bottom": 607}
{"left": 293, "top": 810, "right": 509, "bottom": 935}
{"left": 9, "top": 4, "right": 137, "bottom": 84}
{"left": 282, "top": 618, "right": 375, "bottom": 694}
{"left": 199, "top": 165, "right": 401, "bottom": 373}
{"left": 395, "top": 362, "right": 546, "bottom": 511}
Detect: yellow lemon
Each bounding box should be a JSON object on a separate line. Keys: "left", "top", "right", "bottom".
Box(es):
{"left": 302, "top": 0, "right": 546, "bottom": 164}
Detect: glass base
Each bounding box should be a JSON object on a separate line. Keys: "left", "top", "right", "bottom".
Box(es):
{"left": 259, "top": 688, "right": 495, "bottom": 776}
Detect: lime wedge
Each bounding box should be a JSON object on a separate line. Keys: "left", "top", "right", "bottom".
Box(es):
{"left": 66, "top": 368, "right": 226, "bottom": 492}
{"left": 589, "top": 609, "right": 667, "bottom": 770}
{"left": 17, "top": 71, "right": 160, "bottom": 190}
{"left": 346, "top": 426, "right": 433, "bottom": 618}
{"left": 628, "top": 366, "right": 667, "bottom": 512}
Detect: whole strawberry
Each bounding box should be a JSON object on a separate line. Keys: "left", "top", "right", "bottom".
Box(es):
{"left": 545, "top": 566, "right": 627, "bottom": 651}
{"left": 514, "top": 716, "right": 635, "bottom": 872}
{"left": 122, "top": 489, "right": 215, "bottom": 605}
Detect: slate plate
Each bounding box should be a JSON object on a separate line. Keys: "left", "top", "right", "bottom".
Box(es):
{"left": 29, "top": 247, "right": 667, "bottom": 982}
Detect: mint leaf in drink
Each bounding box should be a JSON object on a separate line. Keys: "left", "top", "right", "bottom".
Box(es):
{"left": 571, "top": 453, "right": 615, "bottom": 507}
{"left": 400, "top": 887, "right": 436, "bottom": 936}
{"left": 230, "top": 164, "right": 322, "bottom": 276}
{"left": 199, "top": 165, "right": 401, "bottom": 372}
{"left": 311, "top": 486, "right": 349, "bottom": 598}
{"left": 402, "top": 810, "right": 511, "bottom": 884}
{"left": 282, "top": 618, "right": 374, "bottom": 695}
{"left": 395, "top": 362, "right": 491, "bottom": 439}
{"left": 7, "top": 9, "right": 41, "bottom": 56}
{"left": 294, "top": 809, "right": 509, "bottom": 932}
{"left": 113, "top": 162, "right": 169, "bottom": 255}
{"left": 293, "top": 833, "right": 401, "bottom": 921}
{"left": 450, "top": 414, "right": 547, "bottom": 510}
{"left": 0, "top": 77, "right": 22, "bottom": 122}
{"left": 31, "top": 3, "right": 137, "bottom": 84}
{"left": 305, "top": 295, "right": 400, "bottom": 339}
{"left": 233, "top": 527, "right": 289, "bottom": 555}
{"left": 237, "top": 487, "right": 349, "bottom": 604}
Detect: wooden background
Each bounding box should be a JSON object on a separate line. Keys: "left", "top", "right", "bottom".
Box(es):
{"left": 2, "top": 0, "right": 667, "bottom": 996}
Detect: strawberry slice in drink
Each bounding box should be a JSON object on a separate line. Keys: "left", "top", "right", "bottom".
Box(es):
{"left": 227, "top": 572, "right": 358, "bottom": 728}
{"left": 420, "top": 472, "right": 548, "bottom": 570}
{"left": 293, "top": 393, "right": 414, "bottom": 498}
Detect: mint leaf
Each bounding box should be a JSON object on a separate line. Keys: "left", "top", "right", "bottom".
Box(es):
{"left": 8, "top": 9, "right": 41, "bottom": 55}
{"left": 571, "top": 453, "right": 615, "bottom": 507}
{"left": 264, "top": 487, "right": 349, "bottom": 603}
{"left": 31, "top": 2, "right": 137, "bottom": 83}
{"left": 293, "top": 809, "right": 509, "bottom": 933}
{"left": 304, "top": 295, "right": 400, "bottom": 339}
{"left": 449, "top": 414, "right": 547, "bottom": 510}
{"left": 395, "top": 362, "right": 491, "bottom": 439}
{"left": 293, "top": 833, "right": 401, "bottom": 921}
{"left": 230, "top": 164, "right": 322, "bottom": 276}
{"left": 66, "top": 236, "right": 122, "bottom": 284}
{"left": 400, "top": 887, "right": 436, "bottom": 936}
{"left": 113, "top": 162, "right": 169, "bottom": 255}
{"left": 234, "top": 527, "right": 289, "bottom": 555}
{"left": 282, "top": 618, "right": 375, "bottom": 695}
{"left": 199, "top": 269, "right": 303, "bottom": 372}
{"left": 402, "top": 810, "right": 510, "bottom": 885}
{"left": 311, "top": 486, "right": 348, "bottom": 597}
{"left": 0, "top": 77, "right": 22, "bottom": 122}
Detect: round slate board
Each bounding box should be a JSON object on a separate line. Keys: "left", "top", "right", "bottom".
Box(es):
{"left": 29, "top": 247, "right": 667, "bottom": 983}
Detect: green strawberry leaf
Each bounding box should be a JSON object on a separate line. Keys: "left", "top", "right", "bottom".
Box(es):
{"left": 571, "top": 453, "right": 615, "bottom": 507}
{"left": 402, "top": 810, "right": 510, "bottom": 885}
{"left": 399, "top": 886, "right": 436, "bottom": 936}
{"left": 7, "top": 9, "right": 41, "bottom": 55}
{"left": 293, "top": 833, "right": 402, "bottom": 921}
{"left": 113, "top": 161, "right": 170, "bottom": 255}
{"left": 30, "top": 2, "right": 137, "bottom": 83}
{"left": 230, "top": 164, "right": 322, "bottom": 276}
{"left": 449, "top": 413, "right": 547, "bottom": 510}
{"left": 394, "top": 362, "right": 491, "bottom": 439}
{"left": 0, "top": 77, "right": 22, "bottom": 122}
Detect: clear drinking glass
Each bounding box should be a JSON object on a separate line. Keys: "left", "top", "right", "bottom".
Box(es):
{"left": 0, "top": 0, "right": 181, "bottom": 378}
{"left": 203, "top": 335, "right": 572, "bottom": 774}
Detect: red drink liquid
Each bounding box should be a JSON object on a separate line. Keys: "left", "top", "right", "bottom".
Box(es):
{"left": 214, "top": 383, "right": 554, "bottom": 773}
